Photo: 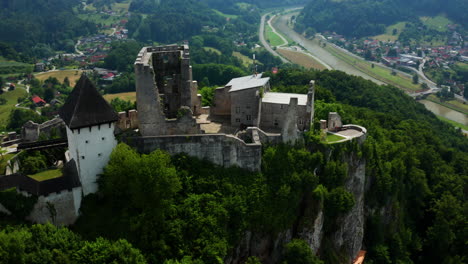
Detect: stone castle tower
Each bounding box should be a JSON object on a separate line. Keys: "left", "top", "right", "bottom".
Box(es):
{"left": 59, "top": 76, "right": 118, "bottom": 195}
{"left": 135, "top": 45, "right": 201, "bottom": 136}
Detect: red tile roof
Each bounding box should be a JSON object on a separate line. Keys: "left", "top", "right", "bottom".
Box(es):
{"left": 32, "top": 96, "right": 46, "bottom": 104}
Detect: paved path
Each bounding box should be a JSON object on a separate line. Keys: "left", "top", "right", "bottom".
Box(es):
{"left": 75, "top": 40, "right": 84, "bottom": 56}
{"left": 267, "top": 15, "right": 288, "bottom": 48}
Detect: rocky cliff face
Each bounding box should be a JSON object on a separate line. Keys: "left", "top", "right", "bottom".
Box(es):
{"left": 227, "top": 145, "right": 366, "bottom": 264}
{"left": 331, "top": 151, "right": 366, "bottom": 263}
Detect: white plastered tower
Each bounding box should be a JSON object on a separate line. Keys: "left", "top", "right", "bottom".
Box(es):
{"left": 59, "top": 76, "right": 118, "bottom": 195}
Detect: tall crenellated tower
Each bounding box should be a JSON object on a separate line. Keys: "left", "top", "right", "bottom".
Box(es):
{"left": 59, "top": 75, "right": 119, "bottom": 195}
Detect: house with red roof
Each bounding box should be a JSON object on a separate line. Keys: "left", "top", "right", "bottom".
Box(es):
{"left": 32, "top": 95, "right": 46, "bottom": 106}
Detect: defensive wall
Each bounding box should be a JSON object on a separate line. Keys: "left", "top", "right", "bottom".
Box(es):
{"left": 0, "top": 159, "right": 82, "bottom": 225}
{"left": 124, "top": 128, "right": 281, "bottom": 171}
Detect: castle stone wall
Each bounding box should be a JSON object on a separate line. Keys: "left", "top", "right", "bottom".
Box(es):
{"left": 211, "top": 86, "right": 231, "bottom": 116}
{"left": 126, "top": 134, "right": 262, "bottom": 171}
{"left": 26, "top": 187, "right": 82, "bottom": 226}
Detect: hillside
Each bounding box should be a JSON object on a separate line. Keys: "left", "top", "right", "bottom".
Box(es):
{"left": 296, "top": 0, "right": 468, "bottom": 38}
{"left": 2, "top": 69, "right": 465, "bottom": 263}
{"left": 0, "top": 0, "right": 96, "bottom": 59}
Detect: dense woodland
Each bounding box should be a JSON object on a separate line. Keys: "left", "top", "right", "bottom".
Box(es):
{"left": 296, "top": 0, "right": 468, "bottom": 38}
{"left": 2, "top": 69, "right": 466, "bottom": 263}
{"left": 0, "top": 0, "right": 467, "bottom": 263}
{"left": 0, "top": 0, "right": 95, "bottom": 60}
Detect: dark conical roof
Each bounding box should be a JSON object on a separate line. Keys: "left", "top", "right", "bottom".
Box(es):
{"left": 59, "top": 75, "right": 118, "bottom": 129}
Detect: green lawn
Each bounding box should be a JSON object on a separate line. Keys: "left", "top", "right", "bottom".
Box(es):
{"left": 420, "top": 15, "right": 452, "bottom": 32}
{"left": 323, "top": 42, "right": 421, "bottom": 91}
{"left": 29, "top": 169, "right": 63, "bottom": 182}
{"left": 233, "top": 52, "right": 254, "bottom": 67}
{"left": 0, "top": 153, "right": 15, "bottom": 175}
{"left": 325, "top": 133, "right": 346, "bottom": 143}
{"left": 265, "top": 24, "right": 285, "bottom": 47}
{"left": 0, "top": 87, "right": 28, "bottom": 131}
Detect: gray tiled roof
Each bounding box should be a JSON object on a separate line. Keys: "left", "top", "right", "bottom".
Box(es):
{"left": 262, "top": 92, "right": 308, "bottom": 106}
{"left": 227, "top": 73, "right": 270, "bottom": 92}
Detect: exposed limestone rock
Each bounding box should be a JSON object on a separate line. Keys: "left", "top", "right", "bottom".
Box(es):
{"left": 299, "top": 210, "right": 324, "bottom": 253}
{"left": 331, "top": 152, "right": 366, "bottom": 263}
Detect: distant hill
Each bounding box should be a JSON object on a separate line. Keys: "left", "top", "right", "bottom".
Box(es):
{"left": 0, "top": 0, "right": 95, "bottom": 59}
{"left": 296, "top": 0, "right": 468, "bottom": 38}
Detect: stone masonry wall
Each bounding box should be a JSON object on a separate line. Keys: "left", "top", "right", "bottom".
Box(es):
{"left": 125, "top": 134, "right": 262, "bottom": 171}
{"left": 25, "top": 187, "right": 82, "bottom": 226}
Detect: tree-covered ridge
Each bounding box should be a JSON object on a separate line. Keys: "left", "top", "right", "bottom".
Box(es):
{"left": 0, "top": 0, "right": 96, "bottom": 58}
{"left": 0, "top": 224, "right": 146, "bottom": 264}
{"left": 296, "top": 0, "right": 468, "bottom": 38}
{"left": 1, "top": 70, "right": 466, "bottom": 263}
{"left": 267, "top": 69, "right": 467, "bottom": 263}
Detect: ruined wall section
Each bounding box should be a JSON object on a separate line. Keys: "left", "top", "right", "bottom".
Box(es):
{"left": 135, "top": 47, "right": 167, "bottom": 136}
{"left": 211, "top": 86, "right": 232, "bottom": 116}
{"left": 22, "top": 118, "right": 65, "bottom": 142}
{"left": 117, "top": 110, "right": 139, "bottom": 131}
{"left": 25, "top": 187, "right": 82, "bottom": 226}
{"left": 135, "top": 46, "right": 201, "bottom": 136}
{"left": 125, "top": 134, "right": 262, "bottom": 171}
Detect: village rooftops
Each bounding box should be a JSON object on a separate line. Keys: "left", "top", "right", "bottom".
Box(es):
{"left": 227, "top": 73, "right": 270, "bottom": 93}
{"left": 262, "top": 92, "right": 308, "bottom": 106}
{"left": 59, "top": 75, "right": 118, "bottom": 129}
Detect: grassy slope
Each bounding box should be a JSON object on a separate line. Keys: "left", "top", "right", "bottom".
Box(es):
{"left": 203, "top": 47, "right": 222, "bottom": 55}
{"left": 373, "top": 21, "right": 406, "bottom": 42}
{"left": 0, "top": 88, "right": 28, "bottom": 131}
{"left": 35, "top": 70, "right": 83, "bottom": 87}
{"left": 233, "top": 52, "right": 254, "bottom": 67}
{"left": 212, "top": 9, "right": 238, "bottom": 19}
{"left": 420, "top": 15, "right": 452, "bottom": 32}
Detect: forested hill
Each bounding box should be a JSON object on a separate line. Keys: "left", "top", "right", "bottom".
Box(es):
{"left": 127, "top": 0, "right": 308, "bottom": 44}
{"left": 296, "top": 0, "right": 468, "bottom": 38}
{"left": 0, "top": 0, "right": 95, "bottom": 58}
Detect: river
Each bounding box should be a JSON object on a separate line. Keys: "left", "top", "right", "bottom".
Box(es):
{"left": 271, "top": 11, "right": 468, "bottom": 128}
{"left": 273, "top": 13, "right": 384, "bottom": 85}
{"left": 420, "top": 100, "right": 468, "bottom": 125}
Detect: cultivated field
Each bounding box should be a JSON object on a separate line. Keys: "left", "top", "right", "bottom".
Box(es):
{"left": 103, "top": 92, "right": 136, "bottom": 102}
{"left": 35, "top": 70, "right": 83, "bottom": 86}
{"left": 277, "top": 49, "right": 327, "bottom": 70}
